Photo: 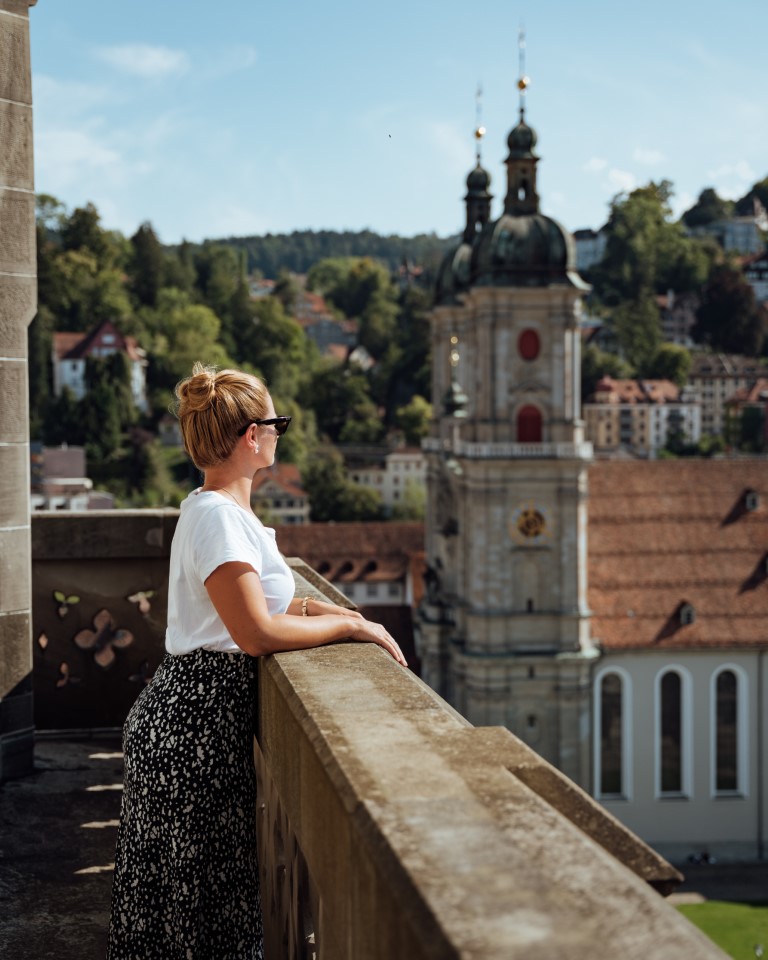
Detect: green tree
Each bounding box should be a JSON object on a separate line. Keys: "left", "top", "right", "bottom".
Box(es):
{"left": 391, "top": 479, "right": 426, "bottom": 521}
{"left": 693, "top": 264, "right": 763, "bottom": 355}
{"left": 302, "top": 448, "right": 383, "bottom": 522}
{"left": 643, "top": 343, "right": 692, "bottom": 386}
{"left": 304, "top": 360, "right": 379, "bottom": 443}
{"left": 734, "top": 176, "right": 768, "bottom": 217}
{"left": 591, "top": 182, "right": 715, "bottom": 367}
{"left": 147, "top": 288, "right": 231, "bottom": 387}
{"left": 682, "top": 188, "right": 734, "bottom": 228}
{"left": 128, "top": 222, "right": 165, "bottom": 307}
{"left": 394, "top": 394, "right": 432, "bottom": 446}
{"left": 239, "top": 296, "right": 313, "bottom": 400}
{"left": 43, "top": 386, "right": 83, "bottom": 447}
{"left": 581, "top": 344, "right": 634, "bottom": 401}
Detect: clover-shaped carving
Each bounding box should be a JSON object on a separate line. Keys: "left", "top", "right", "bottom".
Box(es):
{"left": 56, "top": 661, "right": 81, "bottom": 688}
{"left": 127, "top": 589, "right": 156, "bottom": 616}
{"left": 74, "top": 608, "right": 134, "bottom": 668}
{"left": 53, "top": 590, "right": 80, "bottom": 618}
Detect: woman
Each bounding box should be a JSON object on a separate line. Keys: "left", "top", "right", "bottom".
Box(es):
{"left": 107, "top": 363, "right": 406, "bottom": 959}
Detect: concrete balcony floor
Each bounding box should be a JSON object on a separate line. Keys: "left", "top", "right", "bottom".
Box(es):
{"left": 1, "top": 734, "right": 767, "bottom": 959}
{"left": 0, "top": 734, "right": 123, "bottom": 960}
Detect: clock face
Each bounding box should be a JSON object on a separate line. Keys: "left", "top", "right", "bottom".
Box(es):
{"left": 510, "top": 502, "right": 551, "bottom": 544}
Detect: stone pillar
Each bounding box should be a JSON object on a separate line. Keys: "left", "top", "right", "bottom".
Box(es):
{"left": 0, "top": 0, "right": 37, "bottom": 782}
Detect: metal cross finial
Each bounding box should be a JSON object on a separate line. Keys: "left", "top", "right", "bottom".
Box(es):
{"left": 474, "top": 84, "right": 486, "bottom": 163}
{"left": 517, "top": 24, "right": 531, "bottom": 119}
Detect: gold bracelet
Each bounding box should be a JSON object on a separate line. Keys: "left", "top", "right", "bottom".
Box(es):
{"left": 301, "top": 596, "right": 311, "bottom": 616}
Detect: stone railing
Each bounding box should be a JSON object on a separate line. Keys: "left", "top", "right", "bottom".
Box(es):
{"left": 30, "top": 512, "right": 726, "bottom": 959}
{"left": 422, "top": 438, "right": 594, "bottom": 460}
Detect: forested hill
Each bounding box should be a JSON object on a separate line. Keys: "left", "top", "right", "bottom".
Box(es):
{"left": 176, "top": 229, "right": 457, "bottom": 277}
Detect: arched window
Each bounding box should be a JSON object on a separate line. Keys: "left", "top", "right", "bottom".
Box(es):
{"left": 715, "top": 669, "right": 737, "bottom": 791}
{"left": 517, "top": 405, "right": 542, "bottom": 442}
{"left": 660, "top": 671, "right": 682, "bottom": 793}
{"left": 711, "top": 666, "right": 748, "bottom": 796}
{"left": 656, "top": 667, "right": 692, "bottom": 798}
{"left": 599, "top": 673, "right": 623, "bottom": 796}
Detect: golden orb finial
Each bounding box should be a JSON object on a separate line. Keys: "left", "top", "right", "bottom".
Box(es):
{"left": 474, "top": 125, "right": 486, "bottom": 141}
{"left": 517, "top": 75, "right": 530, "bottom": 92}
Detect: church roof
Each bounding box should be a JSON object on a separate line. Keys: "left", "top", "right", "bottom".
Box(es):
{"left": 587, "top": 460, "right": 768, "bottom": 651}
{"left": 275, "top": 521, "right": 425, "bottom": 590}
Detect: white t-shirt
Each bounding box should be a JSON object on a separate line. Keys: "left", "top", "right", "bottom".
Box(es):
{"left": 165, "top": 489, "right": 295, "bottom": 655}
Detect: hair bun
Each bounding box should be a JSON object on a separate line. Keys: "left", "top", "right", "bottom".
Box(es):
{"left": 176, "top": 362, "right": 218, "bottom": 413}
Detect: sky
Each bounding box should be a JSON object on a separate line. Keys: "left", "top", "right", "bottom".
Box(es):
{"left": 29, "top": 0, "right": 768, "bottom": 247}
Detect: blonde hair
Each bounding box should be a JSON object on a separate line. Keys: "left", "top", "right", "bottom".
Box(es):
{"left": 173, "top": 363, "right": 269, "bottom": 469}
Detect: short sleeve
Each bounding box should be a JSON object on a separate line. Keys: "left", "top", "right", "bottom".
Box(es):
{"left": 191, "top": 504, "right": 263, "bottom": 585}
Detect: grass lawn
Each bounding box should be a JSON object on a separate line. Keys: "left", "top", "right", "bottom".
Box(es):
{"left": 677, "top": 901, "right": 768, "bottom": 960}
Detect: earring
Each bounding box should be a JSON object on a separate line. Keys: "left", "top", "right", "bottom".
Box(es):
{"left": 256, "top": 444, "right": 260, "bottom": 453}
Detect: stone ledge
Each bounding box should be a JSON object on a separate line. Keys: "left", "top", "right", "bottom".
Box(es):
{"left": 257, "top": 643, "right": 726, "bottom": 959}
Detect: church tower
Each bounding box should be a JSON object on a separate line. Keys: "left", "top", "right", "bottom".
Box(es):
{"left": 419, "top": 56, "right": 597, "bottom": 788}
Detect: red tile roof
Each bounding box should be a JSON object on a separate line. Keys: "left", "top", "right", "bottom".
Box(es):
{"left": 591, "top": 377, "right": 679, "bottom": 404}
{"left": 274, "top": 522, "right": 424, "bottom": 585}
{"left": 588, "top": 460, "right": 768, "bottom": 651}
{"left": 251, "top": 462, "right": 307, "bottom": 499}
{"left": 53, "top": 319, "right": 144, "bottom": 363}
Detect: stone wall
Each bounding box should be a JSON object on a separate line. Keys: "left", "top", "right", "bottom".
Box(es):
{"left": 0, "top": 0, "right": 37, "bottom": 782}
{"left": 256, "top": 644, "right": 725, "bottom": 959}
{"left": 28, "top": 512, "right": 726, "bottom": 957}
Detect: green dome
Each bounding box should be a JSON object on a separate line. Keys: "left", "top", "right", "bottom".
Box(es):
{"left": 471, "top": 212, "right": 581, "bottom": 287}
{"left": 435, "top": 241, "right": 473, "bottom": 303}
{"left": 507, "top": 117, "right": 538, "bottom": 159}
{"left": 465, "top": 162, "right": 491, "bottom": 197}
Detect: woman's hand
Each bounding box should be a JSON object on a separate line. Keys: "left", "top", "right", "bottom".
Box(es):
{"left": 303, "top": 597, "right": 364, "bottom": 620}
{"left": 344, "top": 616, "right": 408, "bottom": 667}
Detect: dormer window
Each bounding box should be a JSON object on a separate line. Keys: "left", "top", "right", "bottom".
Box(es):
{"left": 745, "top": 490, "right": 760, "bottom": 512}
{"left": 680, "top": 603, "right": 695, "bottom": 626}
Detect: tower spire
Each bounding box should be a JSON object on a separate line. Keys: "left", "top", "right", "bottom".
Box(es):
{"left": 504, "top": 27, "right": 539, "bottom": 216}
{"left": 518, "top": 25, "right": 530, "bottom": 121}
{"left": 463, "top": 87, "right": 492, "bottom": 242}
{"left": 475, "top": 83, "right": 486, "bottom": 164}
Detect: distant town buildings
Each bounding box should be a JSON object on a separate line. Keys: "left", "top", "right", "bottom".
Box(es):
{"left": 687, "top": 353, "right": 768, "bottom": 436}
{"left": 52, "top": 319, "right": 149, "bottom": 413}
{"left": 30, "top": 443, "right": 114, "bottom": 510}
{"left": 583, "top": 376, "right": 701, "bottom": 457}
{"left": 250, "top": 463, "right": 310, "bottom": 525}
{"left": 686, "top": 215, "right": 764, "bottom": 255}
{"left": 342, "top": 445, "right": 426, "bottom": 514}
{"left": 743, "top": 248, "right": 768, "bottom": 303}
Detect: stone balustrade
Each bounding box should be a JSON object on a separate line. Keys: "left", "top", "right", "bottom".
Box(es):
{"left": 30, "top": 512, "right": 726, "bottom": 959}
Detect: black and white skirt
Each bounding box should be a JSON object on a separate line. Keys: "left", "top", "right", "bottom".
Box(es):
{"left": 107, "top": 648, "right": 263, "bottom": 960}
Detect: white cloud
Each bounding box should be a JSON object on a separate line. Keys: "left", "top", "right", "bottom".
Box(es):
{"left": 33, "top": 74, "right": 111, "bottom": 120}
{"left": 633, "top": 147, "right": 665, "bottom": 165}
{"left": 94, "top": 44, "right": 189, "bottom": 79}
{"left": 607, "top": 168, "right": 637, "bottom": 193}
{"left": 583, "top": 156, "right": 608, "bottom": 174}
{"left": 706, "top": 161, "right": 756, "bottom": 199}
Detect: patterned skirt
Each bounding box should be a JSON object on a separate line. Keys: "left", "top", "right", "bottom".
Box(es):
{"left": 107, "top": 648, "right": 264, "bottom": 960}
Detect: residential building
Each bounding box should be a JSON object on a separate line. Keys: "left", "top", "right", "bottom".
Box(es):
{"left": 573, "top": 227, "right": 607, "bottom": 273}
{"left": 687, "top": 216, "right": 764, "bottom": 255}
{"left": 29, "top": 443, "right": 114, "bottom": 510}
{"left": 687, "top": 353, "right": 768, "bottom": 436}
{"left": 656, "top": 290, "right": 699, "bottom": 346}
{"left": 52, "top": 319, "right": 148, "bottom": 413}
{"left": 743, "top": 248, "right": 768, "bottom": 303}
{"left": 584, "top": 376, "right": 701, "bottom": 457}
{"left": 250, "top": 463, "right": 310, "bottom": 525}
{"left": 344, "top": 445, "right": 427, "bottom": 513}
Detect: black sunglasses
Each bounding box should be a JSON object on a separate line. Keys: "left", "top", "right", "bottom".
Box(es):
{"left": 237, "top": 416, "right": 292, "bottom": 437}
